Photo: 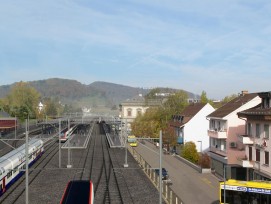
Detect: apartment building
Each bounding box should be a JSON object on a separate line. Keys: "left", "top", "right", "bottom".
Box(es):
{"left": 206, "top": 91, "right": 261, "bottom": 180}
{"left": 237, "top": 91, "right": 271, "bottom": 180}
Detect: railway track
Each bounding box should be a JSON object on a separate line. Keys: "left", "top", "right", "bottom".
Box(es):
{"left": 92, "top": 123, "right": 123, "bottom": 204}
{"left": 0, "top": 127, "right": 44, "bottom": 158}
{"left": 72, "top": 122, "right": 124, "bottom": 203}
{"left": 0, "top": 138, "right": 60, "bottom": 204}
{"left": 0, "top": 120, "right": 153, "bottom": 203}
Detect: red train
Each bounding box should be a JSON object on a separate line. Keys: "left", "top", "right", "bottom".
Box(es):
{"left": 60, "top": 180, "right": 94, "bottom": 204}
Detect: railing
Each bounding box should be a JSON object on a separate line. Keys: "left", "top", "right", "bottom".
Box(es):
{"left": 128, "top": 146, "right": 184, "bottom": 204}
{"left": 209, "top": 146, "right": 227, "bottom": 156}
{"left": 236, "top": 156, "right": 253, "bottom": 168}
{"left": 238, "top": 134, "right": 254, "bottom": 145}
{"left": 207, "top": 129, "right": 227, "bottom": 139}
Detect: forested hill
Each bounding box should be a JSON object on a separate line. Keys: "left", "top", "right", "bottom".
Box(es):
{"left": 0, "top": 78, "right": 199, "bottom": 109}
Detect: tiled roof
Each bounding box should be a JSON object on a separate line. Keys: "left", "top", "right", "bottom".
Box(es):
{"left": 207, "top": 93, "right": 258, "bottom": 118}
{"left": 170, "top": 103, "right": 206, "bottom": 127}
{"left": 238, "top": 104, "right": 271, "bottom": 116}
{"left": 237, "top": 91, "right": 271, "bottom": 116}
{"left": 121, "top": 96, "right": 162, "bottom": 106}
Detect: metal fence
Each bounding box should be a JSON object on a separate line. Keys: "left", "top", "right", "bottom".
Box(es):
{"left": 128, "top": 147, "right": 184, "bottom": 204}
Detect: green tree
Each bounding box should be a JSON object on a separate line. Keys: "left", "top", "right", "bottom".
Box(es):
{"left": 163, "top": 90, "right": 188, "bottom": 115}
{"left": 44, "top": 99, "right": 58, "bottom": 117}
{"left": 181, "top": 141, "right": 199, "bottom": 164}
{"left": 131, "top": 90, "right": 189, "bottom": 146}
{"left": 200, "top": 91, "right": 208, "bottom": 103}
{"left": 6, "top": 82, "right": 40, "bottom": 120}
{"left": 221, "top": 94, "right": 237, "bottom": 103}
{"left": 144, "top": 88, "right": 161, "bottom": 100}
{"left": 213, "top": 94, "right": 237, "bottom": 109}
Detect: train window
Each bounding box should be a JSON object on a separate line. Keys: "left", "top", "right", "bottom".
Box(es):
{"left": 7, "top": 171, "right": 12, "bottom": 179}
{"left": 14, "top": 166, "right": 19, "bottom": 173}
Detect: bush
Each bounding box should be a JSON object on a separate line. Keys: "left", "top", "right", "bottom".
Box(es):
{"left": 181, "top": 141, "right": 199, "bottom": 164}
{"left": 198, "top": 153, "right": 211, "bottom": 168}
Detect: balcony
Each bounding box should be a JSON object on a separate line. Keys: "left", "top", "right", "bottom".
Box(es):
{"left": 209, "top": 146, "right": 227, "bottom": 163}
{"left": 237, "top": 157, "right": 254, "bottom": 168}
{"left": 209, "top": 146, "right": 227, "bottom": 157}
{"left": 238, "top": 134, "right": 253, "bottom": 145}
{"left": 207, "top": 129, "right": 227, "bottom": 139}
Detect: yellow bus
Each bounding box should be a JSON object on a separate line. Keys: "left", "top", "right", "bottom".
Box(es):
{"left": 127, "top": 135, "right": 138, "bottom": 147}
{"left": 220, "top": 179, "right": 271, "bottom": 204}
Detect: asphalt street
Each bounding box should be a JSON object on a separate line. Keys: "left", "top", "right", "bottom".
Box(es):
{"left": 134, "top": 141, "right": 220, "bottom": 204}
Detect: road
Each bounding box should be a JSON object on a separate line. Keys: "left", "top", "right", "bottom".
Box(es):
{"left": 134, "top": 141, "right": 220, "bottom": 204}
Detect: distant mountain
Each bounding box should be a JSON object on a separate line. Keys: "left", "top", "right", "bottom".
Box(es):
{"left": 0, "top": 78, "right": 200, "bottom": 111}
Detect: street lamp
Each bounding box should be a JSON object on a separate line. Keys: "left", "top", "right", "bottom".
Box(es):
{"left": 223, "top": 164, "right": 227, "bottom": 204}
{"left": 123, "top": 118, "right": 128, "bottom": 168}
{"left": 15, "top": 115, "right": 17, "bottom": 139}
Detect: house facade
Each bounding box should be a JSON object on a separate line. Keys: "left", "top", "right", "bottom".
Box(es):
{"left": 206, "top": 91, "right": 261, "bottom": 180}
{"left": 0, "top": 111, "right": 17, "bottom": 136}
{"left": 170, "top": 103, "right": 215, "bottom": 152}
{"left": 119, "top": 95, "right": 163, "bottom": 129}
{"left": 237, "top": 91, "right": 271, "bottom": 181}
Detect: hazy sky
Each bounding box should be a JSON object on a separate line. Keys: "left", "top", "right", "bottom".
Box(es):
{"left": 0, "top": 0, "right": 270, "bottom": 99}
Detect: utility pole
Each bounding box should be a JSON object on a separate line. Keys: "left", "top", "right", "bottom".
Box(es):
{"left": 25, "top": 118, "right": 29, "bottom": 204}
{"left": 159, "top": 130, "right": 162, "bottom": 204}
{"left": 124, "top": 119, "right": 128, "bottom": 168}
{"left": 59, "top": 119, "right": 61, "bottom": 168}
{"left": 67, "top": 118, "right": 72, "bottom": 168}
{"left": 15, "top": 116, "right": 17, "bottom": 139}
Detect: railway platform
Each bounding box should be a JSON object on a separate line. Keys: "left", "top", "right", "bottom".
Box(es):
{"left": 106, "top": 131, "right": 124, "bottom": 148}
{"left": 61, "top": 125, "right": 94, "bottom": 149}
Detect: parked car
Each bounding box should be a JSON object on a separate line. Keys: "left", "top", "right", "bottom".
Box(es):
{"left": 154, "top": 168, "right": 168, "bottom": 180}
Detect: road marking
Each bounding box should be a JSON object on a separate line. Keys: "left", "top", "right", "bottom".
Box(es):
{"left": 139, "top": 142, "right": 159, "bottom": 155}
{"left": 201, "top": 177, "right": 215, "bottom": 188}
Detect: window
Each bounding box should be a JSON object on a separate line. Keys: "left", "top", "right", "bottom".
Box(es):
{"left": 256, "top": 124, "right": 260, "bottom": 138}
{"left": 127, "top": 108, "right": 132, "bottom": 117}
{"left": 247, "top": 123, "right": 252, "bottom": 136}
{"left": 264, "top": 124, "right": 269, "bottom": 139}
{"left": 249, "top": 146, "right": 252, "bottom": 161}
{"left": 211, "top": 120, "right": 215, "bottom": 130}
{"left": 212, "top": 138, "right": 215, "bottom": 146}
{"left": 265, "top": 151, "right": 269, "bottom": 165}
{"left": 136, "top": 108, "right": 142, "bottom": 116}
{"left": 256, "top": 149, "right": 260, "bottom": 162}
{"left": 7, "top": 171, "right": 12, "bottom": 179}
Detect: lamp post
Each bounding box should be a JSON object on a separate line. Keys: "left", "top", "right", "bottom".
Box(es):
{"left": 124, "top": 118, "right": 128, "bottom": 168}
{"left": 67, "top": 118, "right": 72, "bottom": 168}
{"left": 15, "top": 116, "right": 17, "bottom": 139}
{"left": 25, "top": 117, "right": 29, "bottom": 204}
{"left": 224, "top": 164, "right": 227, "bottom": 204}
{"left": 59, "top": 119, "right": 61, "bottom": 168}
{"left": 159, "top": 130, "right": 162, "bottom": 204}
